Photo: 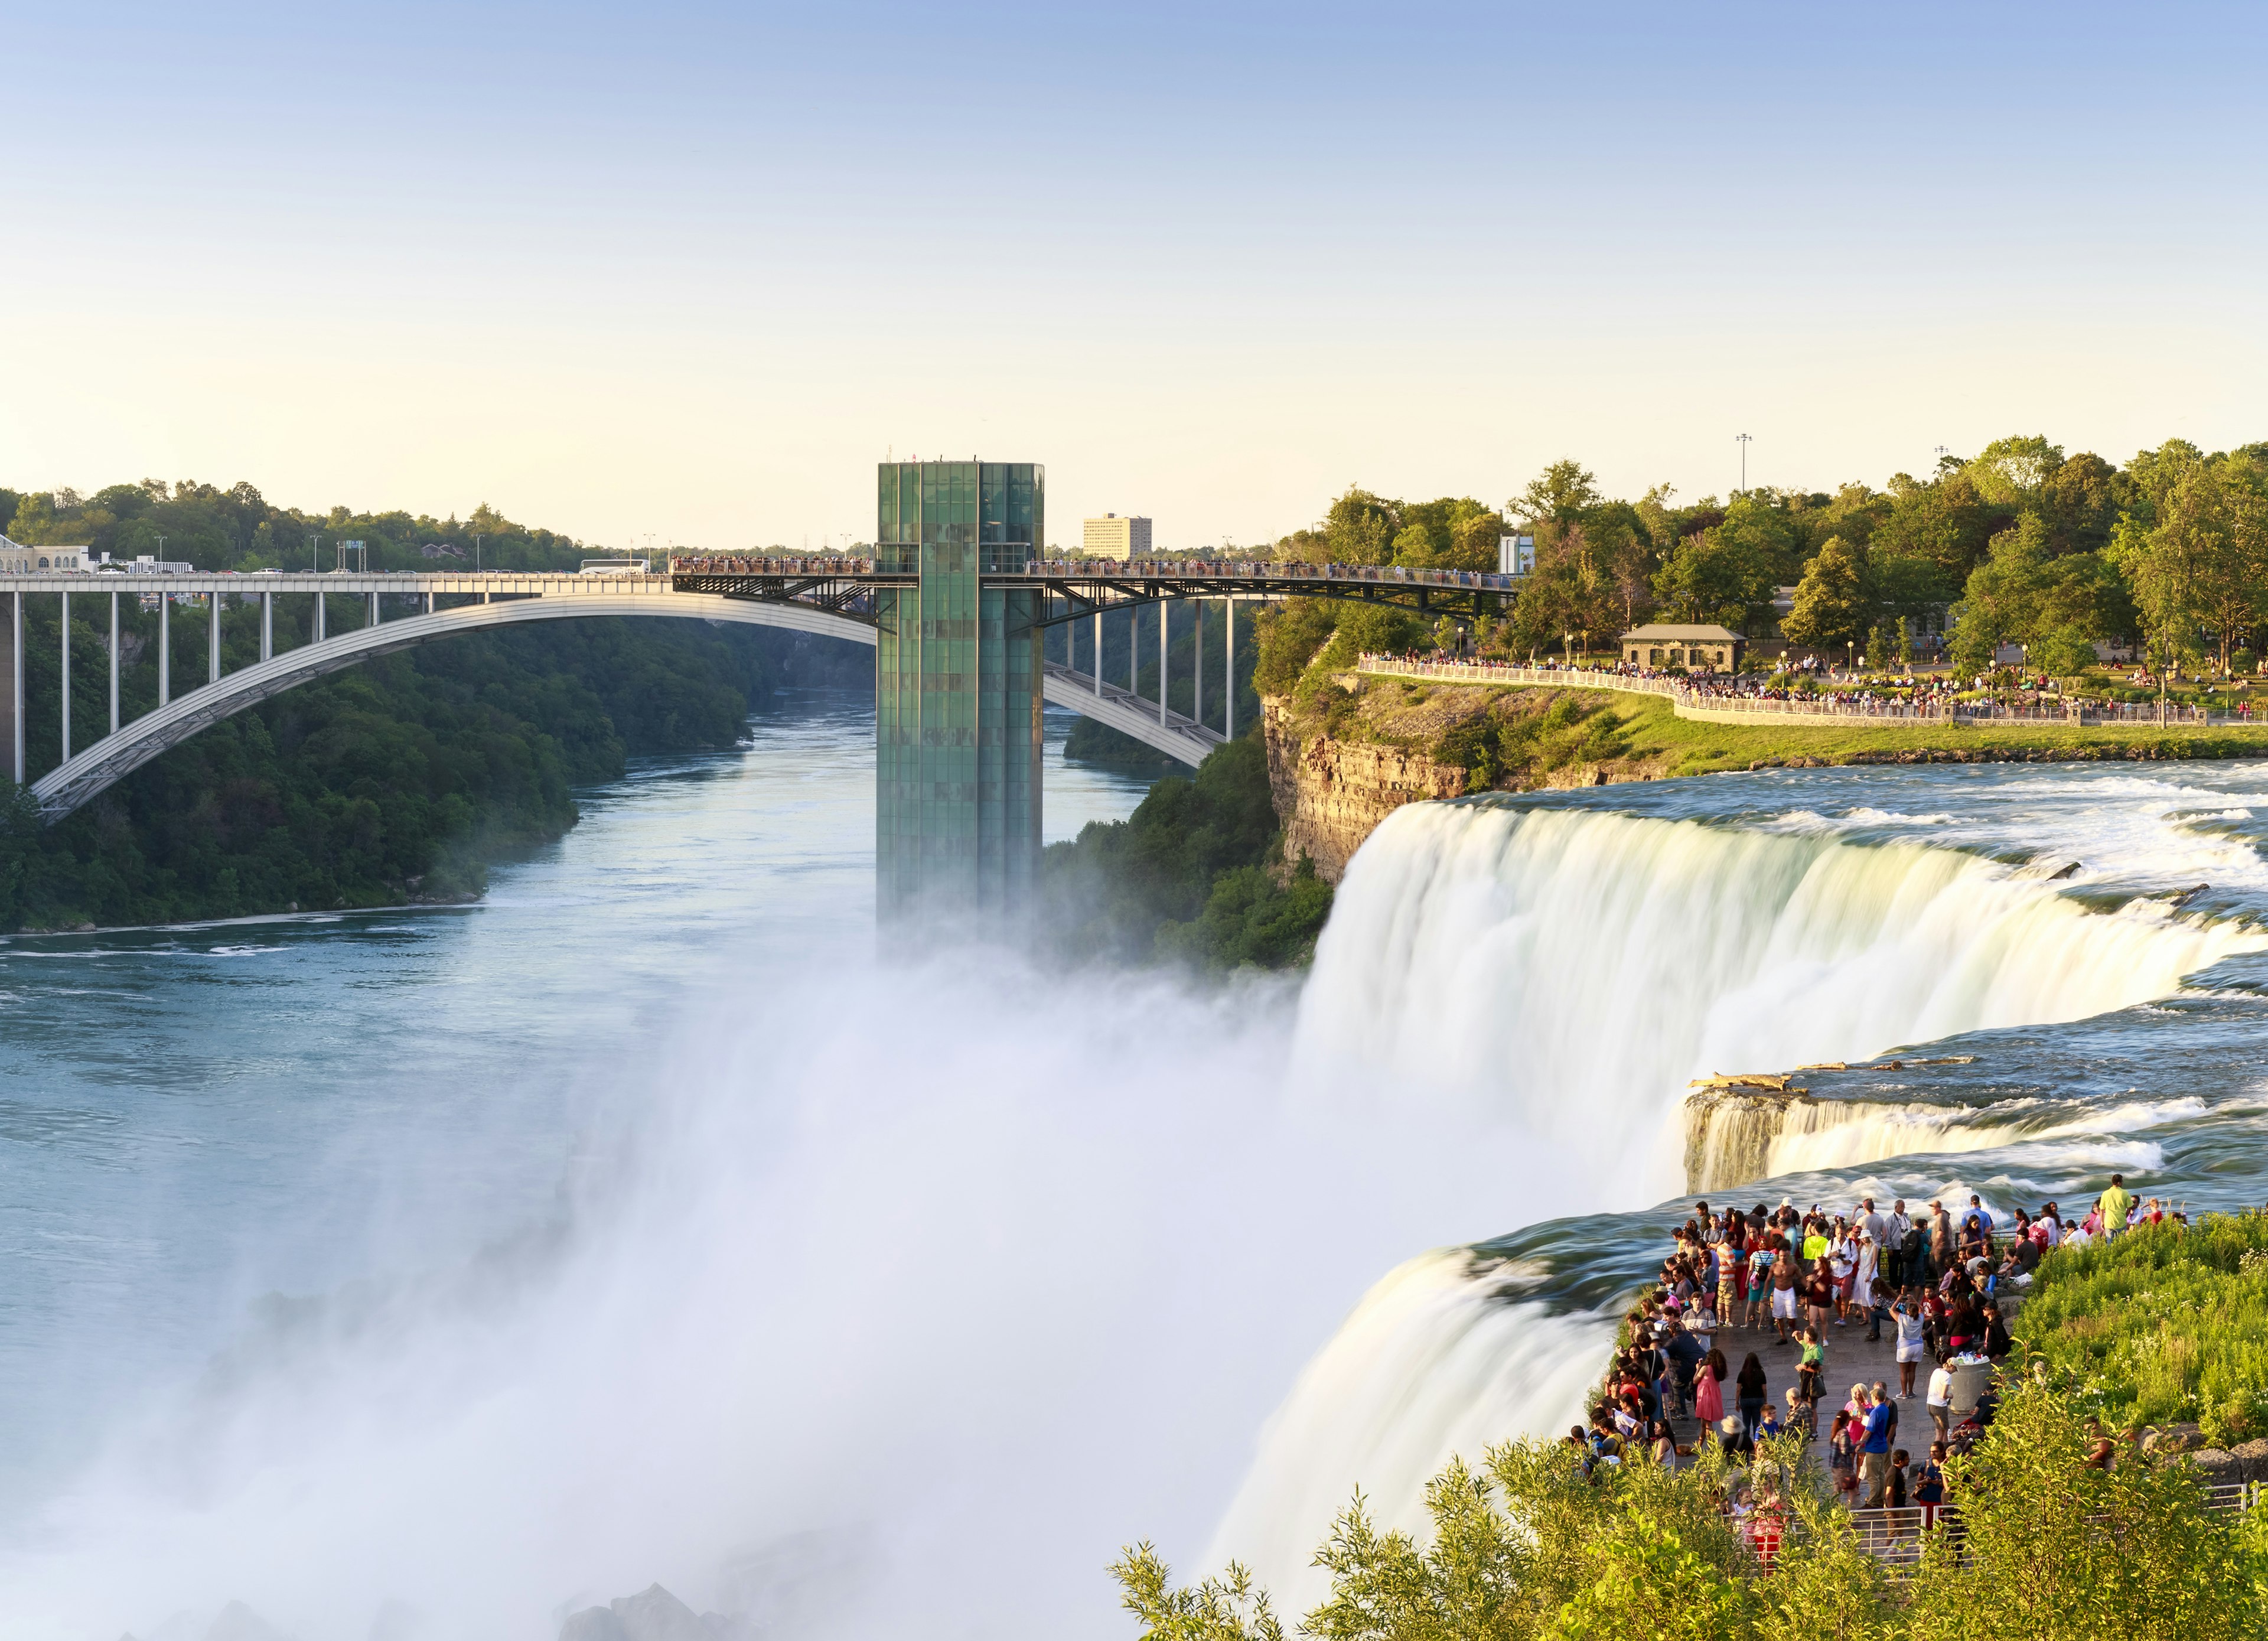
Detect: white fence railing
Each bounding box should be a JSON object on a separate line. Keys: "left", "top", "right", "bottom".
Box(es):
{"left": 1356, "top": 657, "right": 2243, "bottom": 728}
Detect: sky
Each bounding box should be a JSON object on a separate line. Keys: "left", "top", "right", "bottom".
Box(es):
{"left": 2, "top": 1, "right": 2264, "bottom": 552}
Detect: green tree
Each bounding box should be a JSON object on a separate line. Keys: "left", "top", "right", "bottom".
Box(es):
{"left": 1779, "top": 536, "right": 1874, "bottom": 657}
{"left": 1948, "top": 513, "right": 2055, "bottom": 675}
{"left": 1873, "top": 467, "right": 2003, "bottom": 583}
{"left": 1115, "top": 1548, "right": 1282, "bottom": 1641}
{"left": 1966, "top": 434, "right": 2066, "bottom": 508}
{"left": 1907, "top": 1378, "right": 2264, "bottom": 1640}
{"left": 1513, "top": 522, "right": 1618, "bottom": 656}
{"left": 1325, "top": 488, "right": 1400, "bottom": 565}
{"left": 2038, "top": 451, "right": 2125, "bottom": 552}
{"left": 1651, "top": 526, "right": 1771, "bottom": 628}
{"left": 1511, "top": 460, "right": 1603, "bottom": 529}
{"left": 2119, "top": 460, "right": 2228, "bottom": 676}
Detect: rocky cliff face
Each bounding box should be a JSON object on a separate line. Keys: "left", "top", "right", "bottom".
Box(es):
{"left": 1262, "top": 698, "right": 1467, "bottom": 884}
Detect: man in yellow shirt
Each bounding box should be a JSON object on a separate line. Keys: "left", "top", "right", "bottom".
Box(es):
{"left": 2098, "top": 1174, "right": 2134, "bottom": 1240}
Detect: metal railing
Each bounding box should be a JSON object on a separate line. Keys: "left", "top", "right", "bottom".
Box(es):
{"left": 668, "top": 555, "right": 1529, "bottom": 593}
{"left": 1738, "top": 1477, "right": 2260, "bottom": 1572}
{"left": 1356, "top": 656, "right": 2248, "bottom": 728}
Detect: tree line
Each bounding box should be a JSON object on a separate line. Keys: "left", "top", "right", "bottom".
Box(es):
{"left": 1258, "top": 435, "right": 2268, "bottom": 678}
{"left": 0, "top": 477, "right": 871, "bottom": 930}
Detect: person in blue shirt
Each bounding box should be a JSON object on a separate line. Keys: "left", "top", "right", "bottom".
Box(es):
{"left": 1859, "top": 1386, "right": 1895, "bottom": 1506}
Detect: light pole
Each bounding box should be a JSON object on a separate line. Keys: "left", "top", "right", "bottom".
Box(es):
{"left": 1736, "top": 433, "right": 1752, "bottom": 494}
{"left": 474, "top": 535, "right": 483, "bottom": 571}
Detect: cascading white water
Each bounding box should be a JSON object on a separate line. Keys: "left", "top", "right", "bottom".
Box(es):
{"left": 1202, "top": 1252, "right": 1614, "bottom": 1613}
{"left": 1214, "top": 797, "right": 2262, "bottom": 1613}
{"left": 1293, "top": 800, "right": 2259, "bottom": 1203}
{"left": 1756, "top": 1093, "right": 2207, "bottom": 1180}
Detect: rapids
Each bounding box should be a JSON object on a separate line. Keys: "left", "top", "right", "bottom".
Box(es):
{"left": 6, "top": 720, "right": 2268, "bottom": 1639}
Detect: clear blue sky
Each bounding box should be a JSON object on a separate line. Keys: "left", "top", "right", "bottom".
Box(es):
{"left": 3, "top": 2, "right": 2263, "bottom": 550}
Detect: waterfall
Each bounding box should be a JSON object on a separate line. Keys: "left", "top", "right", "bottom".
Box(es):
{"left": 1204, "top": 1251, "right": 1617, "bottom": 1617}
{"left": 1217, "top": 796, "right": 2262, "bottom": 1610}
{"left": 1292, "top": 800, "right": 2259, "bottom": 1204}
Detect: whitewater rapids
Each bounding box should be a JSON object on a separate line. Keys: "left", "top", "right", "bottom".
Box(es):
{"left": 1213, "top": 793, "right": 2261, "bottom": 1610}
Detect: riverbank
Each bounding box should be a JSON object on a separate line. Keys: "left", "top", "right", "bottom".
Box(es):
{"left": 0, "top": 621, "right": 868, "bottom": 932}
{"left": 1253, "top": 671, "right": 2268, "bottom": 881}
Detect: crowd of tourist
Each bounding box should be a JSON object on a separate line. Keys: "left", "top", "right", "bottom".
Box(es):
{"left": 1358, "top": 651, "right": 2239, "bottom": 725}
{"left": 1571, "top": 1174, "right": 2168, "bottom": 1559}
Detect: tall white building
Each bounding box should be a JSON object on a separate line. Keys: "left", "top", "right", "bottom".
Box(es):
{"left": 1082, "top": 513, "right": 1152, "bottom": 561}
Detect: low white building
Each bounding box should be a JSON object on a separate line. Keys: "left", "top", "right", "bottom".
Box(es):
{"left": 0, "top": 535, "right": 89, "bottom": 572}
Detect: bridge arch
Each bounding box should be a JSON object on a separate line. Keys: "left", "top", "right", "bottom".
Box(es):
{"left": 29, "top": 591, "right": 1218, "bottom": 821}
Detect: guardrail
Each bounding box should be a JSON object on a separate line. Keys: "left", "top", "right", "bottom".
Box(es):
{"left": 669, "top": 555, "right": 1528, "bottom": 594}
{"left": 1356, "top": 657, "right": 2246, "bottom": 729}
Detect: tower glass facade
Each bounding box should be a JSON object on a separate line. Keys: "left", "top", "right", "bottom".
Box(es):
{"left": 874, "top": 461, "right": 1044, "bottom": 918}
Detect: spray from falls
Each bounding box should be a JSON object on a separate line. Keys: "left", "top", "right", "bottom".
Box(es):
{"left": 1215, "top": 796, "right": 2262, "bottom": 1607}
{"left": 1293, "top": 800, "right": 2259, "bottom": 1202}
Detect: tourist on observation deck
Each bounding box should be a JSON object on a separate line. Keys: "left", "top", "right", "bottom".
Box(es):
{"left": 2098, "top": 1173, "right": 2135, "bottom": 1239}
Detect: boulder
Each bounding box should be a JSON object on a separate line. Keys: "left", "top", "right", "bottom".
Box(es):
{"left": 204, "top": 1606, "right": 295, "bottom": 1641}
{"left": 558, "top": 1586, "right": 721, "bottom": 1641}
{"left": 2231, "top": 1437, "right": 2268, "bottom": 1483}
{"left": 557, "top": 1610, "right": 628, "bottom": 1641}
{"left": 2142, "top": 1422, "right": 2203, "bottom": 1457}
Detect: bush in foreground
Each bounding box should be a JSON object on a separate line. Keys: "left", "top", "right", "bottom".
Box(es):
{"left": 2013, "top": 1213, "right": 2268, "bottom": 1444}
{"left": 1116, "top": 1383, "right": 2268, "bottom": 1641}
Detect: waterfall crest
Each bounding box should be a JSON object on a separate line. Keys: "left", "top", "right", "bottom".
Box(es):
{"left": 1221, "top": 796, "right": 2262, "bottom": 1607}
{"left": 1294, "top": 800, "right": 2258, "bottom": 1203}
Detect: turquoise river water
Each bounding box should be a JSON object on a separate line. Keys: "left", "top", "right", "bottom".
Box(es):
{"left": 4, "top": 693, "right": 2267, "bottom": 1640}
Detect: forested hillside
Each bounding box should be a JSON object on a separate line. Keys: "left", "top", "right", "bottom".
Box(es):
{"left": 0, "top": 479, "right": 867, "bottom": 931}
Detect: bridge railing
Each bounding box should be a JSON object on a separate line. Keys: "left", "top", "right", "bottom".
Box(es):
{"left": 669, "top": 555, "right": 1529, "bottom": 595}
{"left": 1355, "top": 656, "right": 2244, "bottom": 728}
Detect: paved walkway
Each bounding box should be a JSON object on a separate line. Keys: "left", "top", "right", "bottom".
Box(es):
{"left": 1671, "top": 1295, "right": 2021, "bottom": 1474}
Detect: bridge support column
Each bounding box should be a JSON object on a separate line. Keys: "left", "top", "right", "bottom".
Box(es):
{"left": 60, "top": 591, "right": 70, "bottom": 764}
{"left": 208, "top": 591, "right": 221, "bottom": 684}
{"left": 159, "top": 597, "right": 170, "bottom": 706}
{"left": 425, "top": 589, "right": 435, "bottom": 614}
{"left": 369, "top": 591, "right": 380, "bottom": 627}
{"left": 4, "top": 591, "right": 17, "bottom": 787}
{"left": 260, "top": 592, "right": 272, "bottom": 661}
{"left": 313, "top": 590, "right": 325, "bottom": 644}
{"left": 1093, "top": 610, "right": 1102, "bottom": 696}
{"left": 1195, "top": 602, "right": 1203, "bottom": 731}
{"left": 1225, "top": 597, "right": 1235, "bottom": 741}
{"left": 109, "top": 592, "right": 119, "bottom": 737}
{"left": 1158, "top": 598, "right": 1168, "bottom": 725}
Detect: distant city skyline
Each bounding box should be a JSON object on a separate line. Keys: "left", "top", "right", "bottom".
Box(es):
{"left": 3, "top": 2, "right": 2262, "bottom": 553}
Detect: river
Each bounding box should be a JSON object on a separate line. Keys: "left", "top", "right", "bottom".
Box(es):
{"left": 3, "top": 700, "right": 2266, "bottom": 1639}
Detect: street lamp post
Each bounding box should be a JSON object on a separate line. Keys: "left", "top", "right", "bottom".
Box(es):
{"left": 1736, "top": 432, "right": 1753, "bottom": 493}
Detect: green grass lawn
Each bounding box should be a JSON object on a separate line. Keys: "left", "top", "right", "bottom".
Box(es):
{"left": 1553, "top": 689, "right": 2268, "bottom": 779}
{"left": 2011, "top": 1215, "right": 2268, "bottom": 1445}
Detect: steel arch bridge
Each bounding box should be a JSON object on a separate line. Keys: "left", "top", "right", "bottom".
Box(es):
{"left": 0, "top": 559, "right": 1521, "bottom": 822}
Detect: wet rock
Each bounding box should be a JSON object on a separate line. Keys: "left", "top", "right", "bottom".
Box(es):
{"left": 558, "top": 1585, "right": 734, "bottom": 1641}
{"left": 204, "top": 1604, "right": 296, "bottom": 1641}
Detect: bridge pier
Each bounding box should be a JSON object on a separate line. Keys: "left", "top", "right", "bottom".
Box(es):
{"left": 60, "top": 591, "right": 70, "bottom": 764}
{"left": 159, "top": 596, "right": 170, "bottom": 706}
{"left": 109, "top": 593, "right": 119, "bottom": 737}
{"left": 208, "top": 591, "right": 220, "bottom": 684}
{"left": 4, "top": 591, "right": 17, "bottom": 786}
{"left": 1225, "top": 597, "right": 1236, "bottom": 740}
{"left": 261, "top": 591, "right": 272, "bottom": 661}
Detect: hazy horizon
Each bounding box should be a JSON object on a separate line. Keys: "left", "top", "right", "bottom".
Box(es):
{"left": 5, "top": 1, "right": 2262, "bottom": 552}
